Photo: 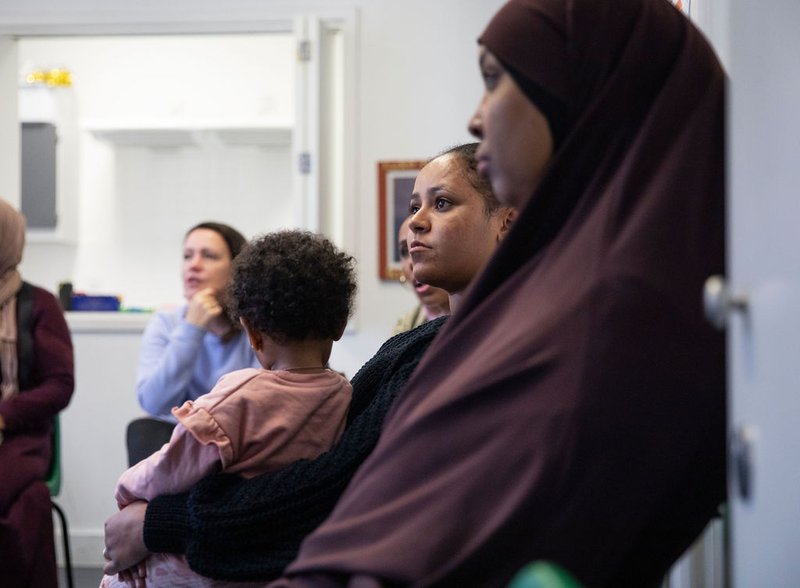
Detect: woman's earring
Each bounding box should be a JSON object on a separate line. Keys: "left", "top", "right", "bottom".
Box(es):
{"left": 399, "top": 274, "right": 407, "bottom": 284}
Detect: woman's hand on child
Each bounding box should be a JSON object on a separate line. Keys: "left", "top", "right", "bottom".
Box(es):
{"left": 116, "top": 561, "right": 147, "bottom": 588}
{"left": 103, "top": 501, "right": 150, "bottom": 576}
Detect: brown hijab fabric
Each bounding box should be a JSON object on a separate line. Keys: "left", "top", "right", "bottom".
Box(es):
{"left": 276, "top": 0, "right": 725, "bottom": 586}
{"left": 0, "top": 199, "right": 25, "bottom": 400}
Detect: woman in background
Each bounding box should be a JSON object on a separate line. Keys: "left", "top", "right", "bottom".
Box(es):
{"left": 128, "top": 222, "right": 258, "bottom": 465}
{"left": 391, "top": 215, "right": 450, "bottom": 336}
{"left": 0, "top": 199, "right": 74, "bottom": 588}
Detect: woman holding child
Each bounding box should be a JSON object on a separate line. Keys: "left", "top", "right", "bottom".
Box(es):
{"left": 103, "top": 142, "right": 514, "bottom": 584}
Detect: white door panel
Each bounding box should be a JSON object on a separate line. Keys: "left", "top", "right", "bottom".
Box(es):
{"left": 728, "top": 0, "right": 800, "bottom": 585}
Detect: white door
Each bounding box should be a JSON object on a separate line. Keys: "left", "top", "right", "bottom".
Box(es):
{"left": 727, "top": 0, "right": 800, "bottom": 585}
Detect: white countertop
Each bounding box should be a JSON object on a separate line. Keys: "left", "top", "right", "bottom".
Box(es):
{"left": 65, "top": 311, "right": 152, "bottom": 333}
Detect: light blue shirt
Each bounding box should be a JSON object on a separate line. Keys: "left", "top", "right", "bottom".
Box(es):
{"left": 136, "top": 306, "right": 259, "bottom": 421}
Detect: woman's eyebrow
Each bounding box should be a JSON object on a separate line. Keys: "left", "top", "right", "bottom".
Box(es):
{"left": 410, "top": 184, "right": 448, "bottom": 201}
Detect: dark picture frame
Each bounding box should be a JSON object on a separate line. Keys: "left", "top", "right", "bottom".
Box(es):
{"left": 377, "top": 159, "right": 427, "bottom": 280}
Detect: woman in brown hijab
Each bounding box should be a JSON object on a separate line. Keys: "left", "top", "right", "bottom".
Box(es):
{"left": 268, "top": 0, "right": 726, "bottom": 585}
{"left": 0, "top": 199, "right": 74, "bottom": 587}
{"left": 105, "top": 0, "right": 726, "bottom": 584}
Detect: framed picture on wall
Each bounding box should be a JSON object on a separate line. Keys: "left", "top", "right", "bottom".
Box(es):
{"left": 377, "top": 159, "right": 427, "bottom": 281}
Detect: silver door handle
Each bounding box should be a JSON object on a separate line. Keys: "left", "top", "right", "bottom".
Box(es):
{"left": 703, "top": 275, "right": 748, "bottom": 330}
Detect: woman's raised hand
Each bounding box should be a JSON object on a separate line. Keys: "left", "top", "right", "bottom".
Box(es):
{"left": 185, "top": 287, "right": 223, "bottom": 330}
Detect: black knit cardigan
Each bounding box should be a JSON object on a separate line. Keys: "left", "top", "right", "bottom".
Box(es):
{"left": 143, "top": 317, "right": 447, "bottom": 581}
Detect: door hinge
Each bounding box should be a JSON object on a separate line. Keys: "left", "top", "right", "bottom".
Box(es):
{"left": 297, "top": 40, "right": 312, "bottom": 62}
{"left": 298, "top": 152, "right": 312, "bottom": 174}
{"left": 730, "top": 425, "right": 757, "bottom": 502}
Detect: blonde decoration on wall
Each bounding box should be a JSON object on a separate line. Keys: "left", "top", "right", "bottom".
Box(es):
{"left": 25, "top": 68, "right": 73, "bottom": 87}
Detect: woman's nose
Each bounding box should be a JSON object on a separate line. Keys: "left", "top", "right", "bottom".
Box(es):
{"left": 408, "top": 213, "right": 428, "bottom": 233}
{"left": 468, "top": 110, "right": 483, "bottom": 139}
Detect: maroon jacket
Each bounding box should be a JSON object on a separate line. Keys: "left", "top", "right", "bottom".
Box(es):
{"left": 0, "top": 283, "right": 74, "bottom": 588}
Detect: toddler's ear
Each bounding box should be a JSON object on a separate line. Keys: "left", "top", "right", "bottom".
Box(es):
{"left": 240, "top": 317, "right": 263, "bottom": 351}
{"left": 333, "top": 320, "right": 348, "bottom": 341}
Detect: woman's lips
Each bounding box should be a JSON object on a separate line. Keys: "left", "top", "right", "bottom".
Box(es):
{"left": 477, "top": 157, "right": 490, "bottom": 178}
{"left": 408, "top": 239, "right": 430, "bottom": 254}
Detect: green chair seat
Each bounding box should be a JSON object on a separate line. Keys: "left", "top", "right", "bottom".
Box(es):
{"left": 507, "top": 561, "right": 584, "bottom": 588}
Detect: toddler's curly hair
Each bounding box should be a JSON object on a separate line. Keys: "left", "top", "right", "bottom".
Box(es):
{"left": 228, "top": 230, "right": 357, "bottom": 343}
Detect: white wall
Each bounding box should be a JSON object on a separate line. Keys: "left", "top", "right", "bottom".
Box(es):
{"left": 0, "top": 0, "right": 506, "bottom": 566}
{"left": 18, "top": 34, "right": 296, "bottom": 309}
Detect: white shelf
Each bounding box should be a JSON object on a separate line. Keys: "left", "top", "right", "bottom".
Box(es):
{"left": 82, "top": 120, "right": 292, "bottom": 147}
{"left": 66, "top": 311, "right": 153, "bottom": 333}
{"left": 25, "top": 228, "right": 77, "bottom": 245}
{"left": 216, "top": 127, "right": 291, "bottom": 146}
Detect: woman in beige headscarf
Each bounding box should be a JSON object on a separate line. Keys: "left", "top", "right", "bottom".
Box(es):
{"left": 0, "top": 198, "right": 74, "bottom": 588}
{"left": 0, "top": 203, "right": 25, "bottom": 400}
